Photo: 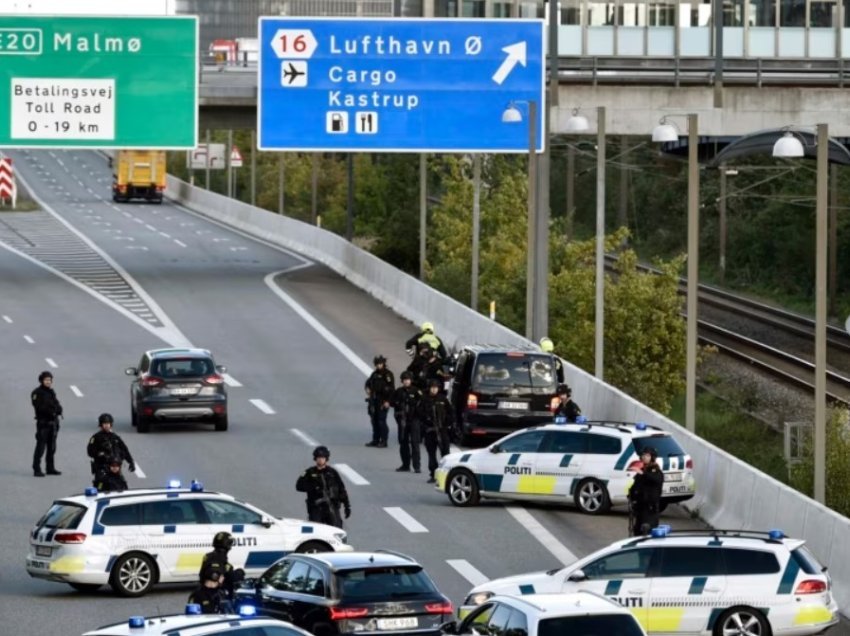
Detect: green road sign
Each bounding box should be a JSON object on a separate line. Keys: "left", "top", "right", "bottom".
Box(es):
{"left": 0, "top": 16, "right": 197, "bottom": 149}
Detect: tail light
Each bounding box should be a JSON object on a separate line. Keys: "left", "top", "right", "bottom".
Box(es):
{"left": 549, "top": 396, "right": 561, "bottom": 412}
{"left": 54, "top": 532, "right": 87, "bottom": 544}
{"left": 425, "top": 601, "right": 454, "bottom": 615}
{"left": 204, "top": 374, "right": 224, "bottom": 385}
{"left": 213, "top": 404, "right": 226, "bottom": 414}
{"left": 466, "top": 393, "right": 478, "bottom": 409}
{"left": 140, "top": 375, "right": 164, "bottom": 387}
{"left": 685, "top": 458, "right": 693, "bottom": 469}
{"left": 627, "top": 460, "right": 644, "bottom": 472}
{"left": 795, "top": 580, "right": 827, "bottom": 594}
{"left": 330, "top": 607, "right": 369, "bottom": 621}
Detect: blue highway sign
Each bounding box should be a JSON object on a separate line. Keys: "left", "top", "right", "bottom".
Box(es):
{"left": 258, "top": 18, "right": 544, "bottom": 153}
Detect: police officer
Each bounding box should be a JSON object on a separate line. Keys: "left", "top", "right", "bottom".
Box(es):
{"left": 199, "top": 531, "right": 244, "bottom": 603}
{"left": 296, "top": 446, "right": 351, "bottom": 528}
{"left": 554, "top": 384, "right": 582, "bottom": 423}
{"left": 188, "top": 570, "right": 225, "bottom": 614}
{"left": 417, "top": 379, "right": 454, "bottom": 484}
{"left": 405, "top": 321, "right": 447, "bottom": 360}
{"left": 539, "top": 337, "right": 564, "bottom": 383}
{"left": 392, "top": 371, "right": 422, "bottom": 473}
{"left": 96, "top": 457, "right": 128, "bottom": 492}
{"left": 628, "top": 446, "right": 664, "bottom": 536}
{"left": 31, "top": 370, "right": 63, "bottom": 477}
{"left": 407, "top": 343, "right": 445, "bottom": 392}
{"left": 87, "top": 413, "right": 135, "bottom": 483}
{"left": 364, "top": 355, "right": 394, "bottom": 448}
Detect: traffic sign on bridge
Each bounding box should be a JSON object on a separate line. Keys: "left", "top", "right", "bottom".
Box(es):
{"left": 0, "top": 16, "right": 198, "bottom": 149}
{"left": 258, "top": 18, "right": 544, "bottom": 153}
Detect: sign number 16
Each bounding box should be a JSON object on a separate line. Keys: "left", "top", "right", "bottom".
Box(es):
{"left": 271, "top": 29, "right": 317, "bottom": 59}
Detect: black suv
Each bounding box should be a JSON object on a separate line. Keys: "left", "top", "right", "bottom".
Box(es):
{"left": 449, "top": 345, "right": 561, "bottom": 443}
{"left": 125, "top": 348, "right": 228, "bottom": 433}
{"left": 235, "top": 551, "right": 453, "bottom": 636}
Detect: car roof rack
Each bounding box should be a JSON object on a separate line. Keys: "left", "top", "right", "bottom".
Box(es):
{"left": 461, "top": 343, "right": 547, "bottom": 354}
{"left": 623, "top": 529, "right": 788, "bottom": 547}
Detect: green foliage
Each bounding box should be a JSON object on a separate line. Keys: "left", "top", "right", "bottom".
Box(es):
{"left": 789, "top": 408, "right": 850, "bottom": 516}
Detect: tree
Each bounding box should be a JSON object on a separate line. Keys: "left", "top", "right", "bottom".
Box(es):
{"left": 790, "top": 408, "right": 850, "bottom": 516}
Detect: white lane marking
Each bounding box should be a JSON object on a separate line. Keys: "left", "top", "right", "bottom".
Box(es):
{"left": 24, "top": 335, "right": 34, "bottom": 343}
{"left": 132, "top": 464, "right": 147, "bottom": 479}
{"left": 159, "top": 232, "right": 171, "bottom": 239}
{"left": 250, "top": 399, "right": 275, "bottom": 415}
{"left": 447, "top": 560, "right": 489, "bottom": 586}
{"left": 133, "top": 218, "right": 143, "bottom": 224}
{"left": 290, "top": 428, "right": 319, "bottom": 446}
{"left": 45, "top": 357, "right": 58, "bottom": 368}
{"left": 2, "top": 315, "right": 12, "bottom": 323}
{"left": 174, "top": 239, "right": 187, "bottom": 247}
{"left": 222, "top": 373, "right": 242, "bottom": 387}
{"left": 384, "top": 507, "right": 428, "bottom": 533}
{"left": 264, "top": 272, "right": 372, "bottom": 376}
{"left": 145, "top": 224, "right": 157, "bottom": 231}
{"left": 70, "top": 385, "right": 83, "bottom": 397}
{"left": 505, "top": 506, "right": 578, "bottom": 566}
{"left": 336, "top": 463, "right": 370, "bottom": 486}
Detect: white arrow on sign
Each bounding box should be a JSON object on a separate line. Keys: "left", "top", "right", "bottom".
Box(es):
{"left": 492, "top": 41, "right": 527, "bottom": 85}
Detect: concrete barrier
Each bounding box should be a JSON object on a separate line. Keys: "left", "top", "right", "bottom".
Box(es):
{"left": 167, "top": 175, "right": 850, "bottom": 615}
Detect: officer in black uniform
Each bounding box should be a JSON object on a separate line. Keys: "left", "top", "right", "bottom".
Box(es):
{"left": 87, "top": 413, "right": 135, "bottom": 484}
{"left": 392, "top": 371, "right": 422, "bottom": 473}
{"left": 188, "top": 570, "right": 225, "bottom": 614}
{"left": 31, "top": 370, "right": 63, "bottom": 477}
{"left": 96, "top": 457, "right": 128, "bottom": 492}
{"left": 364, "top": 355, "right": 394, "bottom": 448}
{"left": 199, "top": 531, "right": 244, "bottom": 603}
{"left": 296, "top": 446, "right": 351, "bottom": 528}
{"left": 407, "top": 343, "right": 445, "bottom": 392}
{"left": 628, "top": 446, "right": 664, "bottom": 536}
{"left": 417, "top": 379, "right": 454, "bottom": 484}
{"left": 554, "top": 384, "right": 582, "bottom": 423}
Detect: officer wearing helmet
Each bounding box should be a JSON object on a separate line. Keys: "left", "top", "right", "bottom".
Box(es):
{"left": 628, "top": 446, "right": 664, "bottom": 536}
{"left": 406, "top": 342, "right": 445, "bottom": 392}
{"left": 364, "top": 355, "right": 394, "bottom": 448}
{"left": 554, "top": 384, "right": 582, "bottom": 423}
{"left": 405, "top": 321, "right": 447, "bottom": 360}
{"left": 95, "top": 456, "right": 128, "bottom": 492}
{"left": 199, "top": 531, "right": 244, "bottom": 604}
{"left": 188, "top": 569, "right": 225, "bottom": 614}
{"left": 31, "top": 370, "right": 63, "bottom": 477}
{"left": 296, "top": 446, "right": 351, "bottom": 528}
{"left": 391, "top": 370, "right": 422, "bottom": 473}
{"left": 87, "top": 413, "right": 135, "bottom": 485}
{"left": 416, "top": 379, "right": 455, "bottom": 484}
{"left": 539, "top": 337, "right": 564, "bottom": 383}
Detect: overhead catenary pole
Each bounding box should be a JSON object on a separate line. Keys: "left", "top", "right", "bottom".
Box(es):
{"left": 829, "top": 162, "right": 837, "bottom": 316}
{"left": 685, "top": 113, "right": 700, "bottom": 433}
{"left": 250, "top": 129, "right": 256, "bottom": 206}
{"left": 713, "top": 0, "right": 724, "bottom": 107}
{"left": 471, "top": 154, "right": 481, "bottom": 310}
{"left": 719, "top": 165, "right": 727, "bottom": 285}
{"left": 204, "top": 129, "right": 211, "bottom": 190}
{"left": 226, "top": 129, "right": 233, "bottom": 198}
{"left": 525, "top": 100, "right": 538, "bottom": 340}
{"left": 814, "top": 122, "right": 828, "bottom": 504}
{"left": 595, "top": 106, "right": 606, "bottom": 380}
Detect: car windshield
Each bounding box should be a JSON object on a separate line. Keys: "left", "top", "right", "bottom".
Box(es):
{"left": 633, "top": 434, "right": 686, "bottom": 459}
{"left": 151, "top": 357, "right": 214, "bottom": 378}
{"left": 472, "top": 354, "right": 556, "bottom": 391}
{"left": 538, "top": 614, "right": 644, "bottom": 636}
{"left": 35, "top": 502, "right": 86, "bottom": 530}
{"left": 336, "top": 566, "right": 438, "bottom": 601}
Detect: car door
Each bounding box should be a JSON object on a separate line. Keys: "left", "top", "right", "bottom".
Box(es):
{"left": 138, "top": 499, "right": 210, "bottom": 581}
{"left": 483, "top": 430, "right": 547, "bottom": 497}
{"left": 584, "top": 432, "right": 629, "bottom": 504}
{"left": 534, "top": 430, "right": 587, "bottom": 499}
{"left": 648, "top": 546, "right": 726, "bottom": 633}
{"left": 255, "top": 558, "right": 298, "bottom": 622}
{"left": 564, "top": 548, "right": 655, "bottom": 628}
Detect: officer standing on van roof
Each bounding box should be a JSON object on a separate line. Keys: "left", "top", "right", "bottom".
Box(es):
{"left": 406, "top": 321, "right": 447, "bottom": 360}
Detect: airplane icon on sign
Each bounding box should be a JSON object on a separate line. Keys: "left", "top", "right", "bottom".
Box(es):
{"left": 281, "top": 60, "right": 308, "bottom": 87}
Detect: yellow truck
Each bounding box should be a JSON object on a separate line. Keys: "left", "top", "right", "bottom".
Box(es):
{"left": 112, "top": 150, "right": 166, "bottom": 203}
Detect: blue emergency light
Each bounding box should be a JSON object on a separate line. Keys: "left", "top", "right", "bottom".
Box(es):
{"left": 554, "top": 416, "right": 567, "bottom": 424}
{"left": 185, "top": 603, "right": 202, "bottom": 615}
{"left": 659, "top": 524, "right": 672, "bottom": 534}
{"left": 190, "top": 480, "right": 204, "bottom": 492}
{"left": 128, "top": 616, "right": 145, "bottom": 629}
{"left": 650, "top": 526, "right": 669, "bottom": 538}
{"left": 238, "top": 605, "right": 258, "bottom": 617}
{"left": 635, "top": 422, "right": 648, "bottom": 430}
{"left": 167, "top": 479, "right": 182, "bottom": 489}
{"left": 768, "top": 529, "right": 785, "bottom": 540}
{"left": 84, "top": 487, "right": 98, "bottom": 497}
{"left": 575, "top": 415, "right": 587, "bottom": 423}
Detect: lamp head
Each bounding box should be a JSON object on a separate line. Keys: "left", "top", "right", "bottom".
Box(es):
{"left": 502, "top": 104, "right": 522, "bottom": 123}
{"left": 565, "top": 109, "right": 590, "bottom": 133}
{"left": 651, "top": 121, "right": 679, "bottom": 143}
{"left": 772, "top": 131, "right": 805, "bottom": 158}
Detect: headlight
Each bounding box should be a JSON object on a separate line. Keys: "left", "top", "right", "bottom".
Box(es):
{"left": 464, "top": 591, "right": 493, "bottom": 606}
{"left": 334, "top": 532, "right": 347, "bottom": 544}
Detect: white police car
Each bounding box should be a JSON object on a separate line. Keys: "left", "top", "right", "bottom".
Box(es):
{"left": 27, "top": 481, "right": 353, "bottom": 597}
{"left": 446, "top": 592, "right": 647, "bottom": 636}
{"left": 83, "top": 604, "right": 315, "bottom": 635}
{"left": 459, "top": 528, "right": 838, "bottom": 636}
{"left": 435, "top": 420, "right": 695, "bottom": 514}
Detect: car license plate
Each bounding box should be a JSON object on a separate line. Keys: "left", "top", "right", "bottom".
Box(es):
{"left": 377, "top": 618, "right": 418, "bottom": 630}
{"left": 664, "top": 472, "right": 683, "bottom": 482}
{"left": 498, "top": 401, "right": 528, "bottom": 410}
{"left": 171, "top": 388, "right": 196, "bottom": 396}
{"left": 28, "top": 559, "right": 49, "bottom": 570}
{"left": 36, "top": 545, "right": 52, "bottom": 557}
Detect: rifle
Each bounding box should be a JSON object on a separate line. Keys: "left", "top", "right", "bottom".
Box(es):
{"left": 314, "top": 473, "right": 342, "bottom": 527}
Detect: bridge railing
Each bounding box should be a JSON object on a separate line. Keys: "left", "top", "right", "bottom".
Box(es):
{"left": 166, "top": 173, "right": 850, "bottom": 616}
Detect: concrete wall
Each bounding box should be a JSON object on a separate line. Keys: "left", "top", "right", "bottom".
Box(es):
{"left": 167, "top": 174, "right": 850, "bottom": 615}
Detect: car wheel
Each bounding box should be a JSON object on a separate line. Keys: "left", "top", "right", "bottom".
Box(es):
{"left": 447, "top": 469, "right": 480, "bottom": 507}
{"left": 713, "top": 606, "right": 769, "bottom": 636}
{"left": 110, "top": 553, "right": 156, "bottom": 597}
{"left": 215, "top": 416, "right": 228, "bottom": 432}
{"left": 296, "top": 540, "right": 332, "bottom": 554}
{"left": 574, "top": 478, "right": 611, "bottom": 515}
{"left": 68, "top": 583, "right": 101, "bottom": 593}
{"left": 137, "top": 415, "right": 150, "bottom": 433}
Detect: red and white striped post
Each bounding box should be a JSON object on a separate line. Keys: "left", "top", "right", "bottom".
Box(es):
{"left": 0, "top": 156, "right": 16, "bottom": 208}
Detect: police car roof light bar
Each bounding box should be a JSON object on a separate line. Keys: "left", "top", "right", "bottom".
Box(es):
{"left": 655, "top": 529, "right": 788, "bottom": 543}
{"left": 185, "top": 603, "right": 202, "bottom": 615}
{"left": 238, "top": 604, "right": 258, "bottom": 617}
{"left": 84, "top": 486, "right": 98, "bottom": 496}
{"left": 190, "top": 479, "right": 204, "bottom": 492}
{"left": 128, "top": 616, "right": 145, "bottom": 629}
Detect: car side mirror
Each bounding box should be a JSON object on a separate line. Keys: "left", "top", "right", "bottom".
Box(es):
{"left": 125, "top": 367, "right": 138, "bottom": 376}
{"left": 567, "top": 569, "right": 587, "bottom": 582}
{"left": 258, "top": 516, "right": 274, "bottom": 528}
{"left": 216, "top": 365, "right": 227, "bottom": 374}
{"left": 489, "top": 445, "right": 501, "bottom": 454}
